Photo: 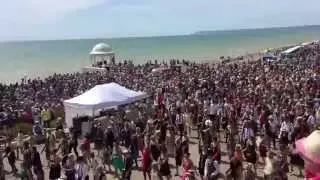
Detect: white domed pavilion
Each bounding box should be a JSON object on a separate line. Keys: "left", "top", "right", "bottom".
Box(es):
{"left": 89, "top": 43, "right": 115, "bottom": 66}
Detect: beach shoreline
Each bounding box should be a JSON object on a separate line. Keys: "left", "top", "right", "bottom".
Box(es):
{"left": 0, "top": 44, "right": 289, "bottom": 85}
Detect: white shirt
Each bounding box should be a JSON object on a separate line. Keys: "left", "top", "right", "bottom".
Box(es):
{"left": 176, "top": 114, "right": 184, "bottom": 125}
{"left": 263, "top": 157, "right": 274, "bottom": 175}
{"left": 280, "top": 121, "right": 292, "bottom": 132}
{"left": 209, "top": 103, "right": 217, "bottom": 115}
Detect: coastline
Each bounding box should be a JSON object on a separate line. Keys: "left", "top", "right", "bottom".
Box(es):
{"left": 0, "top": 41, "right": 314, "bottom": 85}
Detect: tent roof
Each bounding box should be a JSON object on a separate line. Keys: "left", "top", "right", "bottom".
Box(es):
{"left": 64, "top": 82, "right": 148, "bottom": 109}
{"left": 282, "top": 45, "right": 301, "bottom": 54}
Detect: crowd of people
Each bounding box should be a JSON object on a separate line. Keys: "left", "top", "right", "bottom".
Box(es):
{"left": 0, "top": 42, "right": 319, "bottom": 180}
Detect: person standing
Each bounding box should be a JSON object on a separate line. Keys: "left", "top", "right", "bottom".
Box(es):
{"left": 41, "top": 105, "right": 52, "bottom": 128}
{"left": 130, "top": 134, "right": 139, "bottom": 167}
{"left": 198, "top": 148, "right": 207, "bottom": 180}
{"left": 31, "top": 146, "right": 44, "bottom": 180}
{"left": 5, "top": 146, "right": 17, "bottom": 174}
{"left": 49, "top": 150, "right": 61, "bottom": 180}
{"left": 104, "top": 126, "right": 115, "bottom": 153}
{"left": 175, "top": 110, "right": 185, "bottom": 135}
{"left": 158, "top": 152, "right": 171, "bottom": 180}
{"left": 243, "top": 139, "right": 257, "bottom": 173}
{"left": 122, "top": 149, "right": 133, "bottom": 180}
{"left": 64, "top": 155, "right": 76, "bottom": 180}
{"left": 80, "top": 134, "right": 91, "bottom": 163}
{"left": 22, "top": 142, "right": 32, "bottom": 176}
{"left": 142, "top": 144, "right": 152, "bottom": 180}
{"left": 69, "top": 129, "right": 79, "bottom": 158}
{"left": 75, "top": 156, "right": 89, "bottom": 180}
{"left": 182, "top": 153, "right": 194, "bottom": 177}
{"left": 0, "top": 152, "right": 4, "bottom": 180}
{"left": 16, "top": 130, "right": 24, "bottom": 159}
{"left": 226, "top": 156, "right": 242, "bottom": 180}
{"left": 121, "top": 123, "right": 132, "bottom": 148}
{"left": 94, "top": 124, "right": 104, "bottom": 156}
{"left": 166, "top": 126, "right": 175, "bottom": 157}
{"left": 111, "top": 143, "right": 124, "bottom": 178}
{"left": 58, "top": 136, "right": 70, "bottom": 166}
{"left": 174, "top": 136, "right": 183, "bottom": 176}
{"left": 102, "top": 146, "right": 112, "bottom": 172}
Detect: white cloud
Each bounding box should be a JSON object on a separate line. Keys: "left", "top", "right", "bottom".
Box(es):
{"left": 0, "top": 0, "right": 109, "bottom": 25}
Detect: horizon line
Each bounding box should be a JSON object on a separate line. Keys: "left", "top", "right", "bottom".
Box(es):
{"left": 1, "top": 24, "right": 320, "bottom": 43}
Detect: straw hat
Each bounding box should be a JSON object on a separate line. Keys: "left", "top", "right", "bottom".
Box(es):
{"left": 296, "top": 129, "right": 320, "bottom": 165}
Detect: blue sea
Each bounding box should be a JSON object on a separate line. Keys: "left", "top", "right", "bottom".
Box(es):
{"left": 1, "top": 25, "right": 320, "bottom": 84}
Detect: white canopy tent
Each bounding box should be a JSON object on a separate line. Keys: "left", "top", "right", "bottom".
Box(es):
{"left": 63, "top": 82, "right": 148, "bottom": 128}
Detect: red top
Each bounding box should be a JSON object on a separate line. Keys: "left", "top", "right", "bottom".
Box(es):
{"left": 259, "top": 113, "right": 266, "bottom": 125}
{"left": 181, "top": 172, "right": 192, "bottom": 180}
{"left": 234, "top": 150, "right": 243, "bottom": 161}
{"left": 142, "top": 148, "right": 151, "bottom": 171}
{"left": 183, "top": 159, "right": 192, "bottom": 173}
{"left": 82, "top": 138, "right": 90, "bottom": 152}
{"left": 212, "top": 148, "right": 221, "bottom": 162}
{"left": 158, "top": 94, "right": 164, "bottom": 105}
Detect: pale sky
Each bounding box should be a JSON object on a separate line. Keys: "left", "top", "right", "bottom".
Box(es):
{"left": 1, "top": 0, "right": 319, "bottom": 41}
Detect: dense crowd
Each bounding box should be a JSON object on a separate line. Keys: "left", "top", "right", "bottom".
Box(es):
{"left": 0, "top": 43, "right": 319, "bottom": 180}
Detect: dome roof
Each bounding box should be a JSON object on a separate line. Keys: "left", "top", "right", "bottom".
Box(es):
{"left": 90, "top": 43, "right": 113, "bottom": 55}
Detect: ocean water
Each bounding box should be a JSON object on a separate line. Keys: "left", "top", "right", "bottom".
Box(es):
{"left": 1, "top": 25, "right": 320, "bottom": 84}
